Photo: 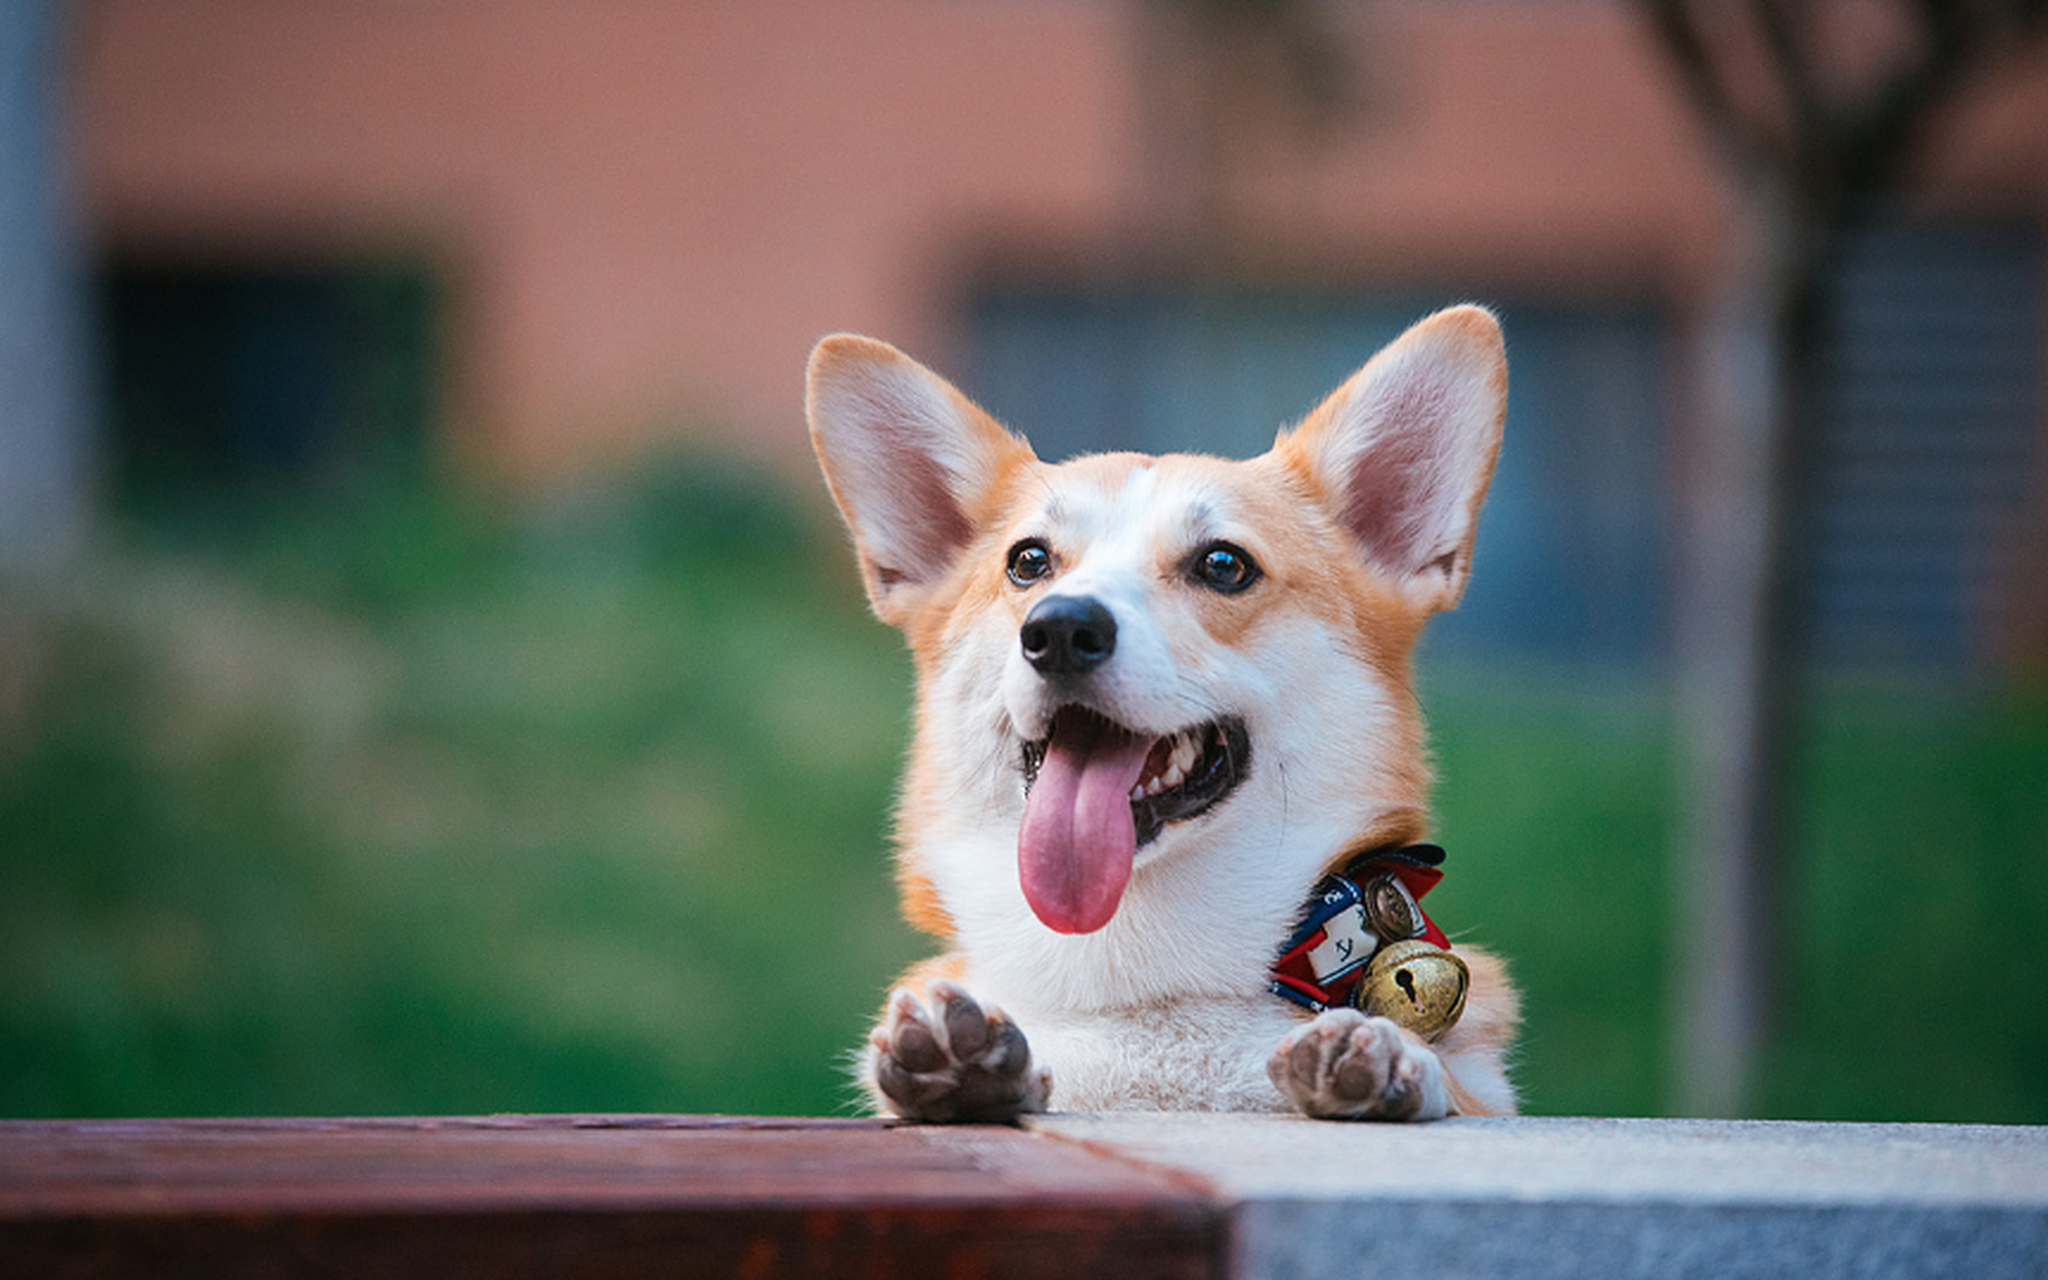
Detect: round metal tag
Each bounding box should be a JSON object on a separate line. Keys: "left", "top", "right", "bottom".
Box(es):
{"left": 1358, "top": 872, "right": 1424, "bottom": 943}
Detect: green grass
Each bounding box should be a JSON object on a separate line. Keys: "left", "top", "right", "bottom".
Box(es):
{"left": 1769, "top": 690, "right": 2048, "bottom": 1121}
{"left": 1420, "top": 664, "right": 2048, "bottom": 1122}
{"left": 3, "top": 463, "right": 2046, "bottom": 1121}
{"left": 0, "top": 459, "right": 922, "bottom": 1118}
{"left": 1422, "top": 666, "right": 1677, "bottom": 1119}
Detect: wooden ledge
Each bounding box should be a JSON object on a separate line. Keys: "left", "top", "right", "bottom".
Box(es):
{"left": 0, "top": 1115, "right": 1222, "bottom": 1279}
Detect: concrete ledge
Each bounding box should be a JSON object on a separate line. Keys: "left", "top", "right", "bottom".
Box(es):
{"left": 1033, "top": 1113, "right": 2048, "bottom": 1280}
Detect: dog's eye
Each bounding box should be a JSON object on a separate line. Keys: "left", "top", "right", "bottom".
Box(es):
{"left": 1007, "top": 539, "right": 1053, "bottom": 586}
{"left": 1191, "top": 542, "right": 1259, "bottom": 593}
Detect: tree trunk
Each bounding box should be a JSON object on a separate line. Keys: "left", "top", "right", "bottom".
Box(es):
{"left": 1670, "top": 171, "right": 1829, "bottom": 1117}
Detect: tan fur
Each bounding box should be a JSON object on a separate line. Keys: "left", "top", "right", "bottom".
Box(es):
{"left": 894, "top": 864, "right": 954, "bottom": 939}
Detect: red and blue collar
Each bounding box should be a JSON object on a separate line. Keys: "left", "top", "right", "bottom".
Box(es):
{"left": 1269, "top": 844, "right": 1450, "bottom": 1013}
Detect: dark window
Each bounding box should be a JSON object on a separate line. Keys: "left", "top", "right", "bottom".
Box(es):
{"left": 1810, "top": 219, "right": 2045, "bottom": 669}
{"left": 100, "top": 258, "right": 441, "bottom": 500}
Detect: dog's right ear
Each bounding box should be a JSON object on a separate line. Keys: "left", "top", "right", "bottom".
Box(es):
{"left": 807, "top": 336, "right": 1035, "bottom": 625}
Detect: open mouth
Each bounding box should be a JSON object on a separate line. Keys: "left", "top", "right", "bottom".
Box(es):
{"left": 1021, "top": 709, "right": 1251, "bottom": 848}
{"left": 1012, "top": 706, "right": 1251, "bottom": 934}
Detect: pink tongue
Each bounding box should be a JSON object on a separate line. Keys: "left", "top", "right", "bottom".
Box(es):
{"left": 1019, "top": 709, "right": 1154, "bottom": 934}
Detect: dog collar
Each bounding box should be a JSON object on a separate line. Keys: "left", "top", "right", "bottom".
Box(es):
{"left": 1269, "top": 844, "right": 1450, "bottom": 1013}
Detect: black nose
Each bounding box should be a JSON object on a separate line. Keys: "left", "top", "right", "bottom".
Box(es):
{"left": 1020, "top": 595, "right": 1117, "bottom": 675}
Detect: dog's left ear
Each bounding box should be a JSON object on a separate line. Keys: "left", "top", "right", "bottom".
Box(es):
{"left": 1278, "top": 305, "right": 1507, "bottom": 612}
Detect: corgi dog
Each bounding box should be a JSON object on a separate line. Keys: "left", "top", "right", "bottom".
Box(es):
{"left": 806, "top": 306, "right": 1519, "bottom": 1122}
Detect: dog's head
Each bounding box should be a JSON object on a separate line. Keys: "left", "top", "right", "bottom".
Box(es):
{"left": 807, "top": 307, "right": 1506, "bottom": 943}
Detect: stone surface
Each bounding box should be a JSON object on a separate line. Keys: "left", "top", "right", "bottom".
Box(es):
{"left": 1032, "top": 1112, "right": 2048, "bottom": 1280}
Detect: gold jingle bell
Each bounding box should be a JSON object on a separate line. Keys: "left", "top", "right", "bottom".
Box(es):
{"left": 1352, "top": 939, "right": 1469, "bottom": 1042}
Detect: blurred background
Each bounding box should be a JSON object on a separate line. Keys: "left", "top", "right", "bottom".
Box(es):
{"left": 3, "top": 0, "right": 2046, "bottom": 1123}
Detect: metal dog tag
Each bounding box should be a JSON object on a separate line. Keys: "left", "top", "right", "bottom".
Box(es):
{"left": 1358, "top": 872, "right": 1424, "bottom": 944}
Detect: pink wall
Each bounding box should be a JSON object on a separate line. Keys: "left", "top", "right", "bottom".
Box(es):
{"left": 78, "top": 0, "right": 1132, "bottom": 476}
{"left": 74, "top": 0, "right": 2048, "bottom": 482}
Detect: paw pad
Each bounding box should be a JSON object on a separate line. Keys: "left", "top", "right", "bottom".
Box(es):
{"left": 871, "top": 982, "right": 1047, "bottom": 1122}
{"left": 1269, "top": 1008, "right": 1444, "bottom": 1121}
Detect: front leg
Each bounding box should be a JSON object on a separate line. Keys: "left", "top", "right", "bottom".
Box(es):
{"left": 1268, "top": 1008, "right": 1449, "bottom": 1121}
{"left": 866, "top": 980, "right": 1051, "bottom": 1122}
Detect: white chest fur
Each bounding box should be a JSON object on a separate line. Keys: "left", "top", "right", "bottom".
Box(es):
{"left": 965, "top": 976, "right": 1303, "bottom": 1112}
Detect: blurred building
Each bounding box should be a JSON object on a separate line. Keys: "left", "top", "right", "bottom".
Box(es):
{"left": 70, "top": 0, "right": 2048, "bottom": 668}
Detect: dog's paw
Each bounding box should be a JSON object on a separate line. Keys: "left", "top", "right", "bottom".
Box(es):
{"left": 1268, "top": 1008, "right": 1449, "bottom": 1121}
{"left": 868, "top": 981, "right": 1050, "bottom": 1122}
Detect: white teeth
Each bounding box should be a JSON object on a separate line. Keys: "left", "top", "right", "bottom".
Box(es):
{"left": 1129, "top": 728, "right": 1205, "bottom": 800}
